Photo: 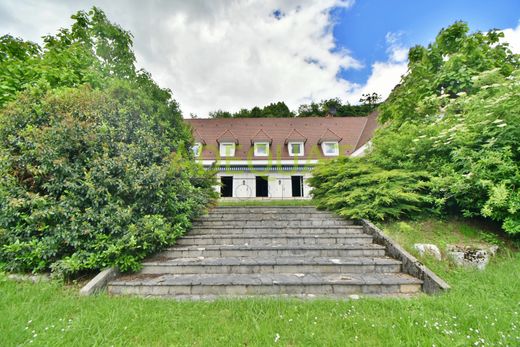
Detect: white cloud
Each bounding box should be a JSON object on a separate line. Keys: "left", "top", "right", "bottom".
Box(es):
{"left": 344, "top": 32, "right": 408, "bottom": 103}
{"left": 2, "top": 1, "right": 516, "bottom": 117}
{"left": 502, "top": 22, "right": 520, "bottom": 54}
{"left": 1, "top": 0, "right": 364, "bottom": 117}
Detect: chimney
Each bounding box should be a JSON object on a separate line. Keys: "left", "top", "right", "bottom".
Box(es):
{"left": 326, "top": 105, "right": 337, "bottom": 117}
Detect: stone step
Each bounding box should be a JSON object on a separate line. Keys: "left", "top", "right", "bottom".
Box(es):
{"left": 189, "top": 226, "right": 364, "bottom": 235}
{"left": 193, "top": 219, "right": 355, "bottom": 227}
{"left": 162, "top": 244, "right": 387, "bottom": 258}
{"left": 208, "top": 206, "right": 318, "bottom": 213}
{"left": 176, "top": 234, "right": 374, "bottom": 246}
{"left": 108, "top": 273, "right": 423, "bottom": 297}
{"left": 139, "top": 256, "right": 401, "bottom": 275}
{"left": 201, "top": 213, "right": 344, "bottom": 220}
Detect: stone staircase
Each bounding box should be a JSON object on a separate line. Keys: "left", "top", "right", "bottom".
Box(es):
{"left": 108, "top": 206, "right": 422, "bottom": 298}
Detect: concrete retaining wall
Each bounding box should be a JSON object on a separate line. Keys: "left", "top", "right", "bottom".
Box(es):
{"left": 80, "top": 268, "right": 119, "bottom": 296}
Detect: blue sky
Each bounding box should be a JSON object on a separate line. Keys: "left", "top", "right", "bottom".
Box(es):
{"left": 334, "top": 0, "right": 520, "bottom": 84}
{"left": 1, "top": 0, "right": 519, "bottom": 117}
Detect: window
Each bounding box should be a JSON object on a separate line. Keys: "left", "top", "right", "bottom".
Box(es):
{"left": 254, "top": 142, "right": 269, "bottom": 157}
{"left": 219, "top": 142, "right": 236, "bottom": 157}
{"left": 288, "top": 142, "right": 304, "bottom": 157}
{"left": 322, "top": 141, "right": 339, "bottom": 156}
{"left": 192, "top": 142, "right": 202, "bottom": 157}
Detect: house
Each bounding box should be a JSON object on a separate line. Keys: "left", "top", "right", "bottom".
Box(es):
{"left": 186, "top": 112, "right": 378, "bottom": 199}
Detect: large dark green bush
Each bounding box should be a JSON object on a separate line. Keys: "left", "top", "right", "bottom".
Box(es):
{"left": 0, "top": 7, "right": 217, "bottom": 276}
{"left": 0, "top": 81, "right": 216, "bottom": 277}
{"left": 309, "top": 158, "right": 433, "bottom": 221}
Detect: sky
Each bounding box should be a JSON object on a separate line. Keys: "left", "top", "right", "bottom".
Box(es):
{"left": 1, "top": 0, "right": 519, "bottom": 117}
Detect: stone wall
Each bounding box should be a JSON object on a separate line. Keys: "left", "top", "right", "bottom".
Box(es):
{"left": 361, "top": 219, "right": 450, "bottom": 294}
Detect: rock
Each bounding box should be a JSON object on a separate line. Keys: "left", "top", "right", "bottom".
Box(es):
{"left": 446, "top": 245, "right": 495, "bottom": 270}
{"left": 413, "top": 243, "right": 442, "bottom": 261}
{"left": 8, "top": 273, "right": 50, "bottom": 283}
{"left": 349, "top": 294, "right": 360, "bottom": 300}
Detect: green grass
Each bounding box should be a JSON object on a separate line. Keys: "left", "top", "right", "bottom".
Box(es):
{"left": 1, "top": 218, "right": 519, "bottom": 346}
{"left": 217, "top": 199, "right": 315, "bottom": 207}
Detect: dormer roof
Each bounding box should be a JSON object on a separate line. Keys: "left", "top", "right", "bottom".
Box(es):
{"left": 318, "top": 128, "right": 342, "bottom": 144}
{"left": 251, "top": 129, "right": 272, "bottom": 144}
{"left": 216, "top": 129, "right": 239, "bottom": 144}
{"left": 284, "top": 129, "right": 307, "bottom": 144}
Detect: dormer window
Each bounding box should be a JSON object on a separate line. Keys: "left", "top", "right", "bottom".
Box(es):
{"left": 254, "top": 142, "right": 269, "bottom": 157}
{"left": 322, "top": 141, "right": 339, "bottom": 156}
{"left": 288, "top": 142, "right": 304, "bottom": 157}
{"left": 192, "top": 142, "right": 202, "bottom": 157}
{"left": 219, "top": 142, "right": 236, "bottom": 157}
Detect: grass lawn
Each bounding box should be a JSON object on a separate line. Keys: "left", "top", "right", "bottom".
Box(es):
{"left": 2, "top": 218, "right": 519, "bottom": 346}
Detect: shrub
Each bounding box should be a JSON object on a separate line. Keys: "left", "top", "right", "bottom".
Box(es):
{"left": 309, "top": 158, "right": 433, "bottom": 221}
{"left": 0, "top": 83, "right": 217, "bottom": 277}
{"left": 370, "top": 22, "right": 520, "bottom": 236}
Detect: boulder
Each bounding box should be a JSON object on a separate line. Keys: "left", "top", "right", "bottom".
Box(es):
{"left": 413, "top": 243, "right": 442, "bottom": 261}
{"left": 446, "top": 245, "right": 498, "bottom": 270}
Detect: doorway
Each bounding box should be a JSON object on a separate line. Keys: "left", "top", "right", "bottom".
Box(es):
{"left": 220, "top": 176, "right": 233, "bottom": 197}
{"left": 255, "top": 176, "right": 268, "bottom": 197}
{"left": 291, "top": 176, "right": 303, "bottom": 197}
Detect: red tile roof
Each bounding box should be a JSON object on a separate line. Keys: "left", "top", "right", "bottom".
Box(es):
{"left": 354, "top": 111, "right": 379, "bottom": 150}
{"left": 186, "top": 112, "right": 379, "bottom": 160}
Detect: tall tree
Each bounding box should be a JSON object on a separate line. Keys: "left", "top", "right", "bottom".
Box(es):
{"left": 0, "top": 6, "right": 172, "bottom": 108}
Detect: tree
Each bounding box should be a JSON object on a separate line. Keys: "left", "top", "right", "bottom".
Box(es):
{"left": 359, "top": 93, "right": 381, "bottom": 106}
{"left": 208, "top": 101, "right": 294, "bottom": 118}
{"left": 209, "top": 110, "right": 233, "bottom": 118}
{"left": 260, "top": 101, "right": 293, "bottom": 118}
{"left": 0, "top": 35, "right": 41, "bottom": 107}
{"left": 298, "top": 98, "right": 378, "bottom": 117}
{"left": 379, "top": 21, "right": 518, "bottom": 124}
{"left": 0, "top": 7, "right": 171, "bottom": 108}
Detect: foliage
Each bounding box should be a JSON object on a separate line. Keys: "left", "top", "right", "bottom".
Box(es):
{"left": 209, "top": 101, "right": 294, "bottom": 118}
{"left": 0, "top": 8, "right": 217, "bottom": 276}
{"left": 207, "top": 98, "right": 379, "bottom": 118}
{"left": 309, "top": 158, "right": 433, "bottom": 220}
{"left": 0, "top": 83, "right": 216, "bottom": 277}
{"left": 0, "top": 7, "right": 172, "bottom": 109}
{"left": 297, "top": 97, "right": 379, "bottom": 117}
{"left": 359, "top": 92, "right": 382, "bottom": 106}
{"left": 371, "top": 22, "right": 520, "bottom": 235}
{"left": 379, "top": 21, "right": 518, "bottom": 124}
